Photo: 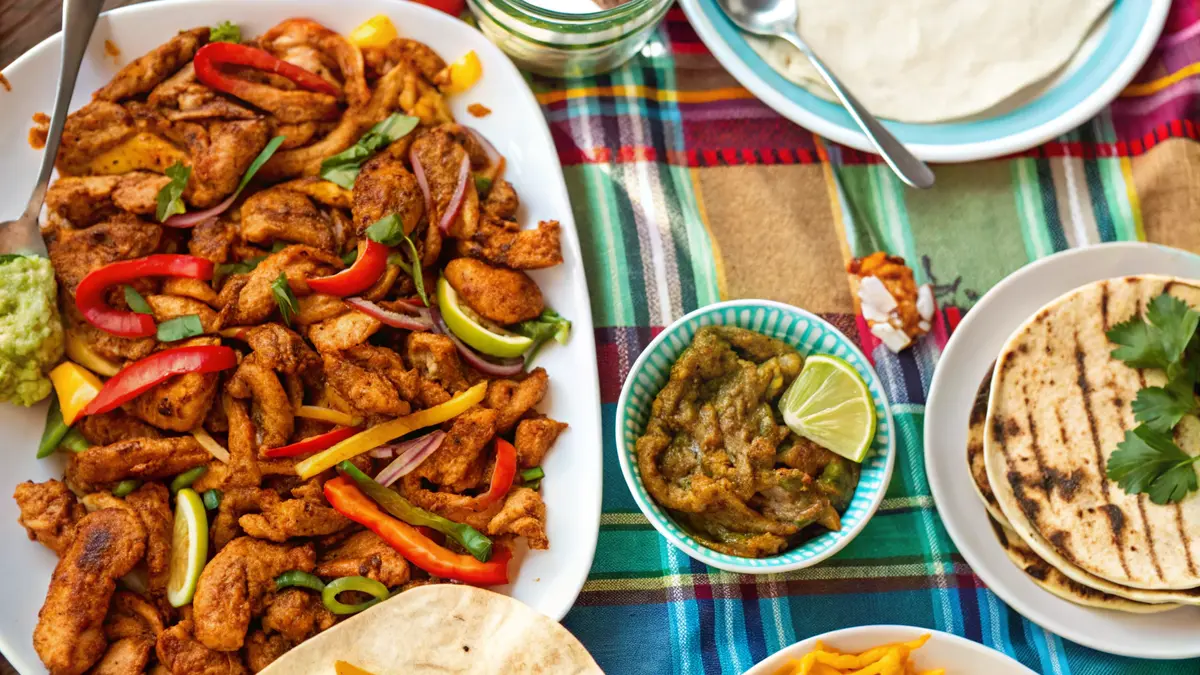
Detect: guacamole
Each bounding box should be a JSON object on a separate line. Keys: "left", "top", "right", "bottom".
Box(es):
{"left": 0, "top": 255, "right": 63, "bottom": 406}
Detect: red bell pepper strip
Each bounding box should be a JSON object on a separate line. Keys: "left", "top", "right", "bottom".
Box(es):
{"left": 265, "top": 426, "right": 362, "bottom": 459}
{"left": 81, "top": 346, "right": 238, "bottom": 417}
{"left": 324, "top": 476, "right": 510, "bottom": 585}
{"left": 478, "top": 438, "right": 517, "bottom": 506}
{"left": 75, "top": 255, "right": 215, "bottom": 338}
{"left": 307, "top": 239, "right": 388, "bottom": 297}
{"left": 193, "top": 42, "right": 340, "bottom": 99}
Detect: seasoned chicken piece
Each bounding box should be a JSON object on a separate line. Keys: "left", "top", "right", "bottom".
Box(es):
{"left": 148, "top": 63, "right": 259, "bottom": 122}
{"left": 240, "top": 188, "right": 336, "bottom": 252}
{"left": 480, "top": 178, "right": 518, "bottom": 220}
{"left": 210, "top": 487, "right": 269, "bottom": 551}
{"left": 315, "top": 530, "right": 411, "bottom": 588}
{"left": 322, "top": 346, "right": 411, "bottom": 417}
{"left": 275, "top": 177, "right": 353, "bottom": 210}
{"left": 123, "top": 484, "right": 173, "bottom": 594}
{"left": 172, "top": 117, "right": 273, "bottom": 208}
{"left": 405, "top": 332, "right": 469, "bottom": 393}
{"left": 157, "top": 621, "right": 248, "bottom": 675}
{"left": 161, "top": 278, "right": 221, "bottom": 309}
{"left": 217, "top": 245, "right": 341, "bottom": 326}
{"left": 14, "top": 480, "right": 86, "bottom": 556}
{"left": 484, "top": 368, "right": 549, "bottom": 434}
{"left": 397, "top": 476, "right": 501, "bottom": 532}
{"left": 77, "top": 411, "right": 163, "bottom": 447}
{"left": 243, "top": 631, "right": 291, "bottom": 674}
{"left": 227, "top": 354, "right": 295, "bottom": 452}
{"left": 194, "top": 397, "right": 264, "bottom": 498}
{"left": 413, "top": 408, "right": 497, "bottom": 492}
{"left": 293, "top": 294, "right": 349, "bottom": 327}
{"left": 409, "top": 126, "right": 479, "bottom": 239}
{"left": 44, "top": 173, "right": 170, "bottom": 226}
{"left": 66, "top": 437, "right": 211, "bottom": 493}
{"left": 192, "top": 538, "right": 315, "bottom": 651}
{"left": 145, "top": 294, "right": 220, "bottom": 332}
{"left": 61, "top": 302, "right": 156, "bottom": 363}
{"left": 365, "top": 38, "right": 446, "bottom": 83}
{"left": 55, "top": 101, "right": 139, "bottom": 176}
{"left": 90, "top": 592, "right": 163, "bottom": 675}
{"left": 127, "top": 338, "right": 222, "bottom": 432}
{"left": 261, "top": 589, "right": 336, "bottom": 642}
{"left": 307, "top": 311, "right": 381, "bottom": 353}
{"left": 189, "top": 217, "right": 238, "bottom": 264}
{"left": 34, "top": 509, "right": 146, "bottom": 675}
{"left": 514, "top": 417, "right": 567, "bottom": 468}
{"left": 351, "top": 155, "right": 424, "bottom": 235}
{"left": 238, "top": 490, "right": 351, "bottom": 542}
{"left": 443, "top": 258, "right": 544, "bottom": 325}
{"left": 46, "top": 212, "right": 163, "bottom": 295}
{"left": 487, "top": 487, "right": 548, "bottom": 550}
{"left": 457, "top": 218, "right": 563, "bottom": 271}
{"left": 245, "top": 324, "right": 319, "bottom": 374}
{"left": 261, "top": 18, "right": 369, "bottom": 103}
{"left": 94, "top": 27, "right": 208, "bottom": 102}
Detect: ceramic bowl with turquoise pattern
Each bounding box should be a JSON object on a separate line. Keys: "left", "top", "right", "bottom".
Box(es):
{"left": 615, "top": 299, "right": 895, "bottom": 574}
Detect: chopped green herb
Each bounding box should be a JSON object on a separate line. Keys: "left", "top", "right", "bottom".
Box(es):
{"left": 202, "top": 489, "right": 223, "bottom": 510}
{"left": 113, "top": 480, "right": 141, "bottom": 498}
{"left": 235, "top": 136, "right": 286, "bottom": 195}
{"left": 1132, "top": 376, "right": 1200, "bottom": 433}
{"left": 1107, "top": 294, "right": 1200, "bottom": 371}
{"left": 341, "top": 249, "right": 359, "bottom": 266}
{"left": 365, "top": 214, "right": 405, "bottom": 247}
{"left": 319, "top": 114, "right": 420, "bottom": 189}
{"left": 124, "top": 285, "right": 154, "bottom": 315}
{"left": 473, "top": 174, "right": 493, "bottom": 197}
{"left": 155, "top": 162, "right": 191, "bottom": 222}
{"left": 156, "top": 314, "right": 204, "bottom": 343}
{"left": 513, "top": 309, "right": 571, "bottom": 368}
{"left": 213, "top": 256, "right": 266, "bottom": 287}
{"left": 520, "top": 466, "right": 544, "bottom": 482}
{"left": 210, "top": 20, "right": 241, "bottom": 44}
{"left": 371, "top": 215, "right": 428, "bottom": 306}
{"left": 1108, "top": 424, "right": 1200, "bottom": 505}
{"left": 271, "top": 272, "right": 299, "bottom": 326}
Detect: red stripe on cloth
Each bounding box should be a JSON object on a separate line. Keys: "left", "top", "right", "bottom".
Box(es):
{"left": 945, "top": 306, "right": 963, "bottom": 333}
{"left": 855, "top": 315, "right": 880, "bottom": 365}
{"left": 597, "top": 340, "right": 624, "bottom": 404}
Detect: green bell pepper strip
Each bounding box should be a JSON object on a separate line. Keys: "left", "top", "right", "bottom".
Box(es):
{"left": 113, "top": 480, "right": 141, "bottom": 497}
{"left": 322, "top": 575, "right": 389, "bottom": 615}
{"left": 520, "top": 466, "right": 544, "bottom": 482}
{"left": 38, "top": 398, "right": 70, "bottom": 459}
{"left": 202, "top": 489, "right": 223, "bottom": 511}
{"left": 337, "top": 462, "right": 493, "bottom": 562}
{"left": 60, "top": 428, "right": 91, "bottom": 453}
{"left": 275, "top": 570, "right": 326, "bottom": 593}
{"left": 170, "top": 466, "right": 208, "bottom": 494}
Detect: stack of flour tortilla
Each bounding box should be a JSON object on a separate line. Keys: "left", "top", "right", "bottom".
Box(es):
{"left": 970, "top": 276, "right": 1200, "bottom": 613}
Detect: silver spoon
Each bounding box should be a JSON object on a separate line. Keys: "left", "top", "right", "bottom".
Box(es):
{"left": 718, "top": 0, "right": 935, "bottom": 189}
{"left": 0, "top": 0, "right": 107, "bottom": 256}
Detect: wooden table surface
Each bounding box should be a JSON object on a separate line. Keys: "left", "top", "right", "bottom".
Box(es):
{"left": 0, "top": 2, "right": 149, "bottom": 673}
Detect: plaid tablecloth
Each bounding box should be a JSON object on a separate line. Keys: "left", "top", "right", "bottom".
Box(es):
{"left": 532, "top": 2, "right": 1200, "bottom": 673}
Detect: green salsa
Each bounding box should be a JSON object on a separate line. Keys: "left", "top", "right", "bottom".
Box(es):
{"left": 0, "top": 255, "right": 63, "bottom": 406}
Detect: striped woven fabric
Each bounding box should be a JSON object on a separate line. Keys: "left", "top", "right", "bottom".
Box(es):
{"left": 535, "top": 2, "right": 1200, "bottom": 673}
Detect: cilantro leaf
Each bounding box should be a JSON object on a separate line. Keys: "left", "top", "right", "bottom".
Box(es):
{"left": 513, "top": 309, "right": 571, "bottom": 367}
{"left": 1147, "top": 293, "right": 1200, "bottom": 366}
{"left": 341, "top": 249, "right": 359, "bottom": 266}
{"left": 210, "top": 21, "right": 241, "bottom": 44}
{"left": 375, "top": 217, "right": 428, "bottom": 307}
{"left": 1107, "top": 319, "right": 1170, "bottom": 370}
{"left": 123, "top": 286, "right": 154, "bottom": 315}
{"left": 235, "top": 135, "right": 285, "bottom": 195}
{"left": 319, "top": 114, "right": 420, "bottom": 189}
{"left": 1133, "top": 376, "right": 1199, "bottom": 433}
{"left": 213, "top": 256, "right": 265, "bottom": 287}
{"left": 473, "top": 174, "right": 493, "bottom": 197}
{"left": 155, "top": 162, "right": 191, "bottom": 222}
{"left": 1107, "top": 425, "right": 1200, "bottom": 504}
{"left": 156, "top": 314, "right": 204, "bottom": 342}
{"left": 271, "top": 272, "right": 298, "bottom": 326}
{"left": 365, "top": 214, "right": 405, "bottom": 247}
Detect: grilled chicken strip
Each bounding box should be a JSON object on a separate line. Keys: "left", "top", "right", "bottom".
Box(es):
{"left": 314, "top": 530, "right": 411, "bottom": 588}
{"left": 157, "top": 620, "right": 248, "bottom": 675}
{"left": 33, "top": 509, "right": 147, "bottom": 675}
{"left": 14, "top": 480, "right": 86, "bottom": 556}
{"left": 66, "top": 437, "right": 211, "bottom": 493}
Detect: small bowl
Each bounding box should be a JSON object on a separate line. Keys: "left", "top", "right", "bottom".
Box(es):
{"left": 615, "top": 300, "right": 895, "bottom": 574}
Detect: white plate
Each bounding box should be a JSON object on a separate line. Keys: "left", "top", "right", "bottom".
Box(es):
{"left": 925, "top": 242, "right": 1200, "bottom": 660}
{"left": 0, "top": 1, "right": 601, "bottom": 672}
{"left": 743, "top": 625, "right": 1037, "bottom": 675}
{"left": 676, "top": 0, "right": 1169, "bottom": 163}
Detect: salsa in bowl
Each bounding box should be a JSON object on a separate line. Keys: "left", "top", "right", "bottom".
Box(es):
{"left": 615, "top": 300, "right": 895, "bottom": 573}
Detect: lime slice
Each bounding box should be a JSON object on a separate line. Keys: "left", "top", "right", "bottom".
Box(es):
{"left": 779, "top": 354, "right": 877, "bottom": 463}
{"left": 167, "top": 488, "right": 208, "bottom": 608}
{"left": 437, "top": 277, "right": 532, "bottom": 358}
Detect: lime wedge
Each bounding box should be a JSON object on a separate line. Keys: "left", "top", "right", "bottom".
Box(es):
{"left": 167, "top": 488, "right": 208, "bottom": 608}
{"left": 437, "top": 277, "right": 532, "bottom": 358}
{"left": 779, "top": 354, "right": 877, "bottom": 463}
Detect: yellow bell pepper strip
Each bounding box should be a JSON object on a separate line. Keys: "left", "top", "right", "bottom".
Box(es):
{"left": 335, "top": 662, "right": 377, "bottom": 675}
{"left": 295, "top": 382, "right": 486, "bottom": 479}
{"left": 444, "top": 50, "right": 481, "bottom": 94}
{"left": 64, "top": 331, "right": 121, "bottom": 377}
{"left": 347, "top": 15, "right": 398, "bottom": 48}
{"left": 49, "top": 362, "right": 104, "bottom": 425}
{"left": 295, "top": 405, "right": 362, "bottom": 428}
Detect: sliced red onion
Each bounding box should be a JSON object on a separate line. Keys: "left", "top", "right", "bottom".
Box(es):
{"left": 410, "top": 145, "right": 433, "bottom": 218}
{"left": 375, "top": 430, "right": 446, "bottom": 487}
{"left": 464, "top": 126, "right": 501, "bottom": 166}
{"left": 439, "top": 155, "right": 471, "bottom": 234}
{"left": 430, "top": 307, "right": 525, "bottom": 377}
{"left": 346, "top": 297, "right": 432, "bottom": 331}
{"left": 368, "top": 447, "right": 394, "bottom": 459}
{"left": 163, "top": 192, "right": 235, "bottom": 229}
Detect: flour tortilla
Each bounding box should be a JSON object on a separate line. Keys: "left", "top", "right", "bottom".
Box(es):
{"left": 985, "top": 276, "right": 1200, "bottom": 591}
{"left": 747, "top": 0, "right": 1113, "bottom": 123}
{"left": 969, "top": 371, "right": 1197, "bottom": 608}
{"left": 259, "top": 586, "right": 603, "bottom": 675}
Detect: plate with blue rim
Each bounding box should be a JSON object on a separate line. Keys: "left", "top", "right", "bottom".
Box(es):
{"left": 615, "top": 299, "right": 895, "bottom": 574}
{"left": 676, "top": 0, "right": 1170, "bottom": 163}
